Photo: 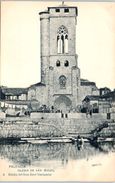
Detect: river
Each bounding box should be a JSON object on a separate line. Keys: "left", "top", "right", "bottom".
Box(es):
{"left": 0, "top": 141, "right": 115, "bottom": 181}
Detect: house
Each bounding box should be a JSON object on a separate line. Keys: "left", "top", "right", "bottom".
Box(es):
{"left": 99, "top": 87, "right": 111, "bottom": 96}
{"left": 1, "top": 87, "right": 28, "bottom": 101}
{"left": 82, "top": 95, "right": 100, "bottom": 113}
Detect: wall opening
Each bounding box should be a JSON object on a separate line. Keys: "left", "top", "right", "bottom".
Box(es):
{"left": 57, "top": 25, "right": 68, "bottom": 54}
{"left": 56, "top": 60, "right": 60, "bottom": 67}
{"left": 64, "top": 60, "right": 69, "bottom": 67}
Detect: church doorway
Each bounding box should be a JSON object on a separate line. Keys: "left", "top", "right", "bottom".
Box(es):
{"left": 54, "top": 95, "right": 72, "bottom": 113}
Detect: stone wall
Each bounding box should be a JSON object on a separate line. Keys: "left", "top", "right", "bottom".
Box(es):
{"left": 0, "top": 113, "right": 112, "bottom": 138}
{"left": 28, "top": 86, "right": 48, "bottom": 106}
{"left": 30, "top": 112, "right": 107, "bottom": 120}
{"left": 80, "top": 85, "right": 99, "bottom": 102}
{"left": 30, "top": 112, "right": 61, "bottom": 119}
{"left": 0, "top": 120, "right": 64, "bottom": 138}
{"left": 98, "top": 121, "right": 115, "bottom": 137}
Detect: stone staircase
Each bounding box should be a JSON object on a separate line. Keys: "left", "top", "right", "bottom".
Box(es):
{"left": 0, "top": 113, "right": 114, "bottom": 138}
{"left": 98, "top": 121, "right": 115, "bottom": 138}
{"left": 63, "top": 114, "right": 108, "bottom": 137}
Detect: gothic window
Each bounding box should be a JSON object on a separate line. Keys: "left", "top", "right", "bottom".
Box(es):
{"left": 56, "top": 60, "right": 60, "bottom": 67}
{"left": 59, "top": 75, "right": 66, "bottom": 89}
{"left": 64, "top": 60, "right": 69, "bottom": 67}
{"left": 57, "top": 25, "right": 68, "bottom": 54}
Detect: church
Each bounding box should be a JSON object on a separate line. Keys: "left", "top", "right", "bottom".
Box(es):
{"left": 0, "top": 3, "right": 99, "bottom": 112}
{"left": 27, "top": 4, "right": 99, "bottom": 112}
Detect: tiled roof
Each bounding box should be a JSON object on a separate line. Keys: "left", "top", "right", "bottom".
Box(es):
{"left": 2, "top": 88, "right": 28, "bottom": 96}
{"left": 83, "top": 95, "right": 100, "bottom": 101}
{"left": 99, "top": 87, "right": 111, "bottom": 90}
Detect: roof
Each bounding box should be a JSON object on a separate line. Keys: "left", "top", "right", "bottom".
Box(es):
{"left": 29, "top": 82, "right": 46, "bottom": 88}
{"left": 1, "top": 100, "right": 33, "bottom": 105}
{"left": 48, "top": 6, "right": 78, "bottom": 9}
{"left": 39, "top": 11, "right": 49, "bottom": 15}
{"left": 83, "top": 91, "right": 115, "bottom": 102}
{"left": 80, "top": 79, "right": 96, "bottom": 86}
{"left": 39, "top": 4, "right": 78, "bottom": 16}
{"left": 83, "top": 95, "right": 100, "bottom": 101}
{"left": 99, "top": 87, "right": 111, "bottom": 91}
{"left": 101, "top": 90, "right": 115, "bottom": 99}
{"left": 2, "top": 88, "right": 28, "bottom": 96}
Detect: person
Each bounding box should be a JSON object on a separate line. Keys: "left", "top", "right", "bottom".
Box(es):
{"left": 86, "top": 108, "right": 89, "bottom": 117}
{"left": 77, "top": 135, "right": 82, "bottom": 145}
{"left": 76, "top": 135, "right": 84, "bottom": 150}
{"left": 89, "top": 105, "right": 93, "bottom": 118}
{"left": 90, "top": 109, "right": 92, "bottom": 117}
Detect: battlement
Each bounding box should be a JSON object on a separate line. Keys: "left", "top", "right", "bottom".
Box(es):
{"left": 39, "top": 6, "right": 78, "bottom": 17}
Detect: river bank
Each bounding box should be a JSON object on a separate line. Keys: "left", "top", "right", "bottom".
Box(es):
{"left": 0, "top": 113, "right": 115, "bottom": 141}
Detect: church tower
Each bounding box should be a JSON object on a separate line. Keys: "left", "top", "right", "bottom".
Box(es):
{"left": 39, "top": 4, "right": 80, "bottom": 111}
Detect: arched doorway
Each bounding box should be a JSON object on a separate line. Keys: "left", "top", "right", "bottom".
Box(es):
{"left": 54, "top": 95, "right": 72, "bottom": 113}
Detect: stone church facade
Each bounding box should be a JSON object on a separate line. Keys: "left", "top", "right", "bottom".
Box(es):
{"left": 28, "top": 4, "right": 99, "bottom": 111}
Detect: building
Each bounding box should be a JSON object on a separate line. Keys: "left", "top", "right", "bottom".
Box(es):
{"left": 0, "top": 86, "right": 28, "bottom": 111}
{"left": 82, "top": 95, "right": 100, "bottom": 113}
{"left": 0, "top": 4, "right": 100, "bottom": 113}
{"left": 81, "top": 90, "right": 115, "bottom": 114}
{"left": 99, "top": 87, "right": 111, "bottom": 96}
{"left": 28, "top": 4, "right": 99, "bottom": 112}
{"left": 99, "top": 90, "right": 115, "bottom": 113}
{"left": 0, "top": 87, "right": 28, "bottom": 101}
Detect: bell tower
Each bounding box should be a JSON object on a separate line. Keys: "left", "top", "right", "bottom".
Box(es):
{"left": 39, "top": 4, "right": 80, "bottom": 110}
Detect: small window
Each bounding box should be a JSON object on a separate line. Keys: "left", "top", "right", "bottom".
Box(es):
{"left": 59, "top": 75, "right": 66, "bottom": 89}
{"left": 65, "top": 34, "right": 68, "bottom": 39}
{"left": 56, "top": 60, "right": 60, "bottom": 67}
{"left": 55, "top": 8, "right": 60, "bottom": 12}
{"left": 64, "top": 8, "right": 69, "bottom": 13}
{"left": 64, "top": 60, "right": 69, "bottom": 67}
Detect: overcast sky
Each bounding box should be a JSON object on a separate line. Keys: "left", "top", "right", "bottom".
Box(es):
{"left": 1, "top": 1, "right": 115, "bottom": 90}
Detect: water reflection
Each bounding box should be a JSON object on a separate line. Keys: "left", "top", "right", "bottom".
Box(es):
{"left": 0, "top": 142, "right": 115, "bottom": 168}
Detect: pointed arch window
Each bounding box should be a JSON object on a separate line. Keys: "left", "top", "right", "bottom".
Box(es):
{"left": 57, "top": 25, "right": 68, "bottom": 54}
{"left": 59, "top": 75, "right": 67, "bottom": 89}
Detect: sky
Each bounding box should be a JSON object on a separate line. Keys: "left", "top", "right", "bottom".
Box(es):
{"left": 1, "top": 1, "right": 115, "bottom": 90}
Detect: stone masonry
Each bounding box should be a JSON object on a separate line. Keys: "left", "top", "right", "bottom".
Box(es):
{"left": 28, "top": 4, "right": 99, "bottom": 111}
